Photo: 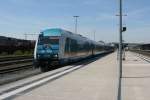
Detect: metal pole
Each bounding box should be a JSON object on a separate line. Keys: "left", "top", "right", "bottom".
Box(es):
{"left": 117, "top": 0, "right": 123, "bottom": 100}
{"left": 75, "top": 17, "right": 77, "bottom": 34}
{"left": 94, "top": 30, "right": 96, "bottom": 41}
{"left": 24, "top": 34, "right": 27, "bottom": 40}
{"left": 73, "top": 16, "right": 79, "bottom": 34}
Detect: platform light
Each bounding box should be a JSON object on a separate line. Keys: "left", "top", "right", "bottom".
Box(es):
{"left": 73, "top": 16, "right": 79, "bottom": 34}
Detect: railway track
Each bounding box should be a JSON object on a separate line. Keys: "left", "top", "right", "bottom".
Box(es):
{"left": 131, "top": 50, "right": 150, "bottom": 57}
{"left": 0, "top": 56, "right": 33, "bottom": 74}
{"left": 131, "top": 50, "right": 150, "bottom": 62}
{"left": 0, "top": 55, "right": 33, "bottom": 62}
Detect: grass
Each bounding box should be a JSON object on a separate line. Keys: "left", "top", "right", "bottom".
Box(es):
{"left": 0, "top": 50, "right": 34, "bottom": 58}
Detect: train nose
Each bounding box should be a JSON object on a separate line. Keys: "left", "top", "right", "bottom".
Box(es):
{"left": 37, "top": 49, "right": 53, "bottom": 59}
{"left": 36, "top": 44, "right": 59, "bottom": 60}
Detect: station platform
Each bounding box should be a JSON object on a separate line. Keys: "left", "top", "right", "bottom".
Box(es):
{"left": 122, "top": 52, "right": 150, "bottom": 100}
{"left": 4, "top": 51, "right": 150, "bottom": 100}
{"left": 14, "top": 52, "right": 119, "bottom": 100}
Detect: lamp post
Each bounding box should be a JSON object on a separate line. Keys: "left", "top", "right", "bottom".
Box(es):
{"left": 117, "top": 0, "right": 123, "bottom": 100}
{"left": 73, "top": 16, "right": 79, "bottom": 34}
{"left": 94, "top": 30, "right": 96, "bottom": 41}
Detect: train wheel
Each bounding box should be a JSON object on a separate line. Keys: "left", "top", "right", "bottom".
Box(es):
{"left": 40, "top": 64, "right": 49, "bottom": 72}
{"left": 33, "top": 60, "right": 39, "bottom": 69}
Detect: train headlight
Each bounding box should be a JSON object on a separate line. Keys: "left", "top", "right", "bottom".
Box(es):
{"left": 54, "top": 54, "right": 58, "bottom": 58}
{"left": 37, "top": 54, "right": 40, "bottom": 57}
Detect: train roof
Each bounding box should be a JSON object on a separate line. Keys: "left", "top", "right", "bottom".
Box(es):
{"left": 40, "top": 28, "right": 107, "bottom": 46}
{"left": 41, "top": 28, "right": 88, "bottom": 39}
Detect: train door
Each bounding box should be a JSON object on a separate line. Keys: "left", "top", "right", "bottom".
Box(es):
{"left": 65, "top": 37, "right": 71, "bottom": 57}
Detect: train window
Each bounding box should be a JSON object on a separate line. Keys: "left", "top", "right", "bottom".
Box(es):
{"left": 65, "top": 38, "right": 78, "bottom": 54}
{"left": 39, "top": 36, "right": 59, "bottom": 45}
{"left": 65, "top": 38, "right": 70, "bottom": 53}
{"left": 70, "top": 39, "right": 77, "bottom": 53}
{"left": 65, "top": 38, "right": 71, "bottom": 53}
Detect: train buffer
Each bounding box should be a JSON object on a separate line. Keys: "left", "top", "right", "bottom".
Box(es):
{"left": 0, "top": 51, "right": 150, "bottom": 100}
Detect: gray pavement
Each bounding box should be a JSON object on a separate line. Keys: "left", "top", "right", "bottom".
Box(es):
{"left": 8, "top": 51, "right": 150, "bottom": 100}
{"left": 14, "top": 53, "right": 118, "bottom": 100}
{"left": 122, "top": 52, "right": 150, "bottom": 100}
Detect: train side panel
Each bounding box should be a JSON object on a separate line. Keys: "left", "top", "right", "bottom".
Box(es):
{"left": 34, "top": 28, "right": 114, "bottom": 72}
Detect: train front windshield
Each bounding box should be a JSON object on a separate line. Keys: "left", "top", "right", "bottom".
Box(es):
{"left": 38, "top": 35, "right": 59, "bottom": 45}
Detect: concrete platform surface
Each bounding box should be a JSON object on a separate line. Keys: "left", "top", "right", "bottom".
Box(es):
{"left": 14, "top": 53, "right": 118, "bottom": 100}
{"left": 122, "top": 52, "right": 150, "bottom": 100}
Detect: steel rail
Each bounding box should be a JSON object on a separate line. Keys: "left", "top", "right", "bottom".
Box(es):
{"left": 0, "top": 55, "right": 33, "bottom": 62}
{"left": 0, "top": 64, "right": 33, "bottom": 74}
{"left": 0, "top": 59, "right": 33, "bottom": 67}
{"left": 0, "top": 55, "right": 33, "bottom": 74}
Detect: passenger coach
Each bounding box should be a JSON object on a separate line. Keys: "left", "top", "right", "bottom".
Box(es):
{"left": 34, "top": 28, "right": 113, "bottom": 72}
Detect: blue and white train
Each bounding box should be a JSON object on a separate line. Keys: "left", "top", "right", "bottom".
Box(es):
{"left": 34, "top": 28, "right": 113, "bottom": 72}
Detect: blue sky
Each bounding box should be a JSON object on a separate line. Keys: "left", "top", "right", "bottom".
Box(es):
{"left": 0, "top": 0, "right": 150, "bottom": 43}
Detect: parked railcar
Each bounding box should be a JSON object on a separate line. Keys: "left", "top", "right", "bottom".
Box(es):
{"left": 34, "top": 28, "right": 113, "bottom": 72}
{"left": 0, "top": 36, "right": 35, "bottom": 54}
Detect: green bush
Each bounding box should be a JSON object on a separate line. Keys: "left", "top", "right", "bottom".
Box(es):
{"left": 14, "top": 50, "right": 23, "bottom": 55}
{"left": 0, "top": 52, "right": 8, "bottom": 56}
{"left": 0, "top": 50, "right": 33, "bottom": 57}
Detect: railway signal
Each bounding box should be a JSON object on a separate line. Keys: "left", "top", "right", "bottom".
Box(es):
{"left": 122, "top": 27, "right": 127, "bottom": 32}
